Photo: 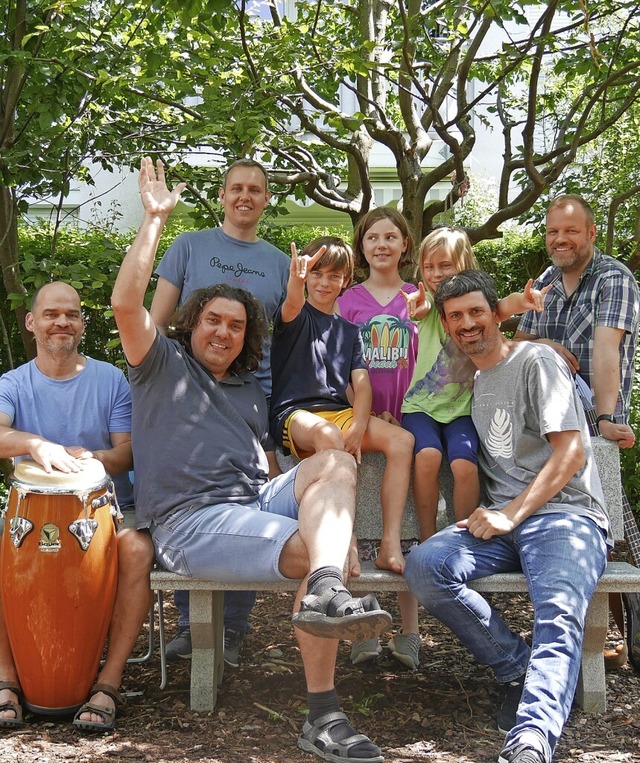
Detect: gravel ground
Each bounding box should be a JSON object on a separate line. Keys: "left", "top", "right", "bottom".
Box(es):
{"left": 2, "top": 588, "right": 640, "bottom": 763}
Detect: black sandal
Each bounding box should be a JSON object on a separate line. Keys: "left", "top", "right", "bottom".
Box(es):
{"left": 72, "top": 682, "right": 125, "bottom": 732}
{"left": 0, "top": 681, "right": 23, "bottom": 730}
{"left": 292, "top": 586, "right": 392, "bottom": 640}
{"left": 298, "top": 710, "right": 384, "bottom": 762}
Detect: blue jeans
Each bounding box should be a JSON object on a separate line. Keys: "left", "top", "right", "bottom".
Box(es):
{"left": 404, "top": 512, "right": 607, "bottom": 761}
{"left": 175, "top": 589, "right": 256, "bottom": 635}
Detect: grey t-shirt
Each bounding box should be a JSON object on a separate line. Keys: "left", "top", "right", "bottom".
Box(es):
{"left": 129, "top": 333, "right": 271, "bottom": 528}
{"left": 472, "top": 342, "right": 611, "bottom": 543}
{"left": 155, "top": 227, "right": 290, "bottom": 395}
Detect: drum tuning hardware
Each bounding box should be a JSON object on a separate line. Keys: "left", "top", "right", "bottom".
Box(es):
{"left": 107, "top": 482, "right": 124, "bottom": 524}
{"left": 9, "top": 517, "right": 34, "bottom": 549}
{"left": 91, "top": 494, "right": 112, "bottom": 510}
{"left": 68, "top": 519, "right": 98, "bottom": 551}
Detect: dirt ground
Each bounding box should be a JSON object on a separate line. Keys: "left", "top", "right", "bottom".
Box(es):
{"left": 2, "top": 586, "right": 640, "bottom": 763}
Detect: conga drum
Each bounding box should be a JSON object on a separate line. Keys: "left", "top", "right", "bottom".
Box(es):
{"left": 0, "top": 459, "right": 118, "bottom": 714}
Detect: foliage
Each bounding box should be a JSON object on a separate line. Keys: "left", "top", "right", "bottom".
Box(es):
{"left": 258, "top": 222, "right": 352, "bottom": 256}
{"left": 109, "top": 0, "right": 640, "bottom": 249}
{"left": 4, "top": 1, "right": 640, "bottom": 359}
{"left": 1, "top": 217, "right": 193, "bottom": 372}
{"left": 474, "top": 229, "right": 547, "bottom": 296}
{"left": 555, "top": 105, "right": 640, "bottom": 267}
{"left": 0, "top": 1, "right": 195, "bottom": 357}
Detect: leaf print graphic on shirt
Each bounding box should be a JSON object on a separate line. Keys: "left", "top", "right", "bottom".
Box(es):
{"left": 485, "top": 408, "right": 513, "bottom": 459}
{"left": 404, "top": 337, "right": 475, "bottom": 402}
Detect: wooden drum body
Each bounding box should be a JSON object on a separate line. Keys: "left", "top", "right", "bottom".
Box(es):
{"left": 0, "top": 459, "right": 118, "bottom": 714}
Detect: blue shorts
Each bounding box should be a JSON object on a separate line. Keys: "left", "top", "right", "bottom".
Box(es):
{"left": 402, "top": 412, "right": 478, "bottom": 465}
{"left": 150, "top": 466, "right": 300, "bottom": 583}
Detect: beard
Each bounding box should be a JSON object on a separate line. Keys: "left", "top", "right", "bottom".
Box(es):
{"left": 549, "top": 242, "right": 592, "bottom": 271}
{"left": 39, "top": 334, "right": 79, "bottom": 357}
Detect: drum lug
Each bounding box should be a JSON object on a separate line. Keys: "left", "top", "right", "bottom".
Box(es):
{"left": 9, "top": 517, "right": 34, "bottom": 549}
{"left": 107, "top": 482, "right": 124, "bottom": 524}
{"left": 68, "top": 519, "right": 99, "bottom": 551}
{"left": 91, "top": 493, "right": 112, "bottom": 510}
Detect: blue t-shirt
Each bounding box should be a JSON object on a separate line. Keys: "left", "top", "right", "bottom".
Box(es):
{"left": 0, "top": 358, "right": 134, "bottom": 506}
{"left": 155, "top": 226, "right": 290, "bottom": 395}
{"left": 269, "top": 302, "right": 367, "bottom": 443}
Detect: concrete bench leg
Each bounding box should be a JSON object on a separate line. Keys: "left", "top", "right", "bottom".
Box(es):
{"left": 575, "top": 590, "right": 608, "bottom": 712}
{"left": 189, "top": 590, "right": 225, "bottom": 711}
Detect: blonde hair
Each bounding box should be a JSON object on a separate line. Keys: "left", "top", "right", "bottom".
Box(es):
{"left": 419, "top": 227, "right": 477, "bottom": 283}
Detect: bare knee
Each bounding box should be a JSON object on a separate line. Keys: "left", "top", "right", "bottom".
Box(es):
{"left": 414, "top": 447, "right": 442, "bottom": 474}
{"left": 381, "top": 425, "right": 414, "bottom": 458}
{"left": 312, "top": 421, "right": 346, "bottom": 451}
{"left": 295, "top": 449, "right": 357, "bottom": 495}
{"left": 117, "top": 529, "right": 155, "bottom": 580}
{"left": 450, "top": 458, "right": 478, "bottom": 481}
{"left": 396, "top": 427, "right": 414, "bottom": 457}
{"left": 278, "top": 531, "right": 310, "bottom": 579}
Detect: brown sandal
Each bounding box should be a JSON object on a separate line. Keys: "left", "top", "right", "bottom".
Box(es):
{"left": 72, "top": 682, "right": 125, "bottom": 732}
{"left": 0, "top": 681, "right": 23, "bottom": 729}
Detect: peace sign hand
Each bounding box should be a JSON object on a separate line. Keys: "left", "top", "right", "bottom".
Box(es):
{"left": 522, "top": 279, "right": 553, "bottom": 313}
{"left": 289, "top": 242, "right": 327, "bottom": 282}
{"left": 401, "top": 282, "right": 429, "bottom": 319}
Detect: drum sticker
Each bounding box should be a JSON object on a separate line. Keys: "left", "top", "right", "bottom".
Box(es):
{"left": 39, "top": 523, "right": 61, "bottom": 552}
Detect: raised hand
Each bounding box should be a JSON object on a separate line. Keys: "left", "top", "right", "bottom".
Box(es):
{"left": 138, "top": 156, "right": 186, "bottom": 218}
{"left": 522, "top": 279, "right": 553, "bottom": 313}
{"left": 400, "top": 282, "right": 429, "bottom": 319}
{"left": 289, "top": 242, "right": 327, "bottom": 282}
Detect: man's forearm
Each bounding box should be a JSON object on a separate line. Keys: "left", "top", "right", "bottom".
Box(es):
{"left": 501, "top": 430, "right": 585, "bottom": 527}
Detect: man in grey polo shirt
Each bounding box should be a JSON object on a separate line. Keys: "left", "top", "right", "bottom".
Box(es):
{"left": 112, "top": 157, "right": 391, "bottom": 763}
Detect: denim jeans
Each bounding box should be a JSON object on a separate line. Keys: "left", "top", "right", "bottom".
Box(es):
{"left": 175, "top": 589, "right": 256, "bottom": 635}
{"left": 404, "top": 512, "right": 607, "bottom": 761}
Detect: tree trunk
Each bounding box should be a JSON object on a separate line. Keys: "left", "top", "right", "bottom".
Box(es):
{"left": 0, "top": 185, "right": 33, "bottom": 360}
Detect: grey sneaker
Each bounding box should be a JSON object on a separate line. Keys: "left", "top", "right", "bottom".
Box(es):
{"left": 350, "top": 638, "right": 382, "bottom": 665}
{"left": 498, "top": 743, "right": 545, "bottom": 763}
{"left": 224, "top": 627, "right": 244, "bottom": 668}
{"left": 387, "top": 631, "right": 420, "bottom": 670}
{"left": 497, "top": 674, "right": 526, "bottom": 733}
{"left": 165, "top": 626, "right": 192, "bottom": 660}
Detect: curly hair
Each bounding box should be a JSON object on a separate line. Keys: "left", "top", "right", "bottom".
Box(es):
{"left": 352, "top": 207, "right": 415, "bottom": 274}
{"left": 167, "top": 283, "right": 267, "bottom": 375}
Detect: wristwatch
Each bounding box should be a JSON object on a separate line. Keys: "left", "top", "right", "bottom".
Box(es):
{"left": 596, "top": 414, "right": 616, "bottom": 427}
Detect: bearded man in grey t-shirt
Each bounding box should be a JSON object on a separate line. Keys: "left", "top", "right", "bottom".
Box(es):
{"left": 405, "top": 270, "right": 610, "bottom": 763}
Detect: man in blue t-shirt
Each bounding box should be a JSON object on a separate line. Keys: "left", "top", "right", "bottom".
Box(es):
{"left": 0, "top": 282, "right": 154, "bottom": 732}
{"left": 150, "top": 158, "right": 290, "bottom": 666}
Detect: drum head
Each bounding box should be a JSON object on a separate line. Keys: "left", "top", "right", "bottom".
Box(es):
{"left": 13, "top": 458, "right": 107, "bottom": 490}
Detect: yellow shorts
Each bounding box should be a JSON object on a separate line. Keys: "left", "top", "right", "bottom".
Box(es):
{"left": 282, "top": 408, "right": 354, "bottom": 459}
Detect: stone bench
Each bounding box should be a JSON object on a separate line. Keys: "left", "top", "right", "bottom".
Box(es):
{"left": 150, "top": 437, "right": 640, "bottom": 713}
